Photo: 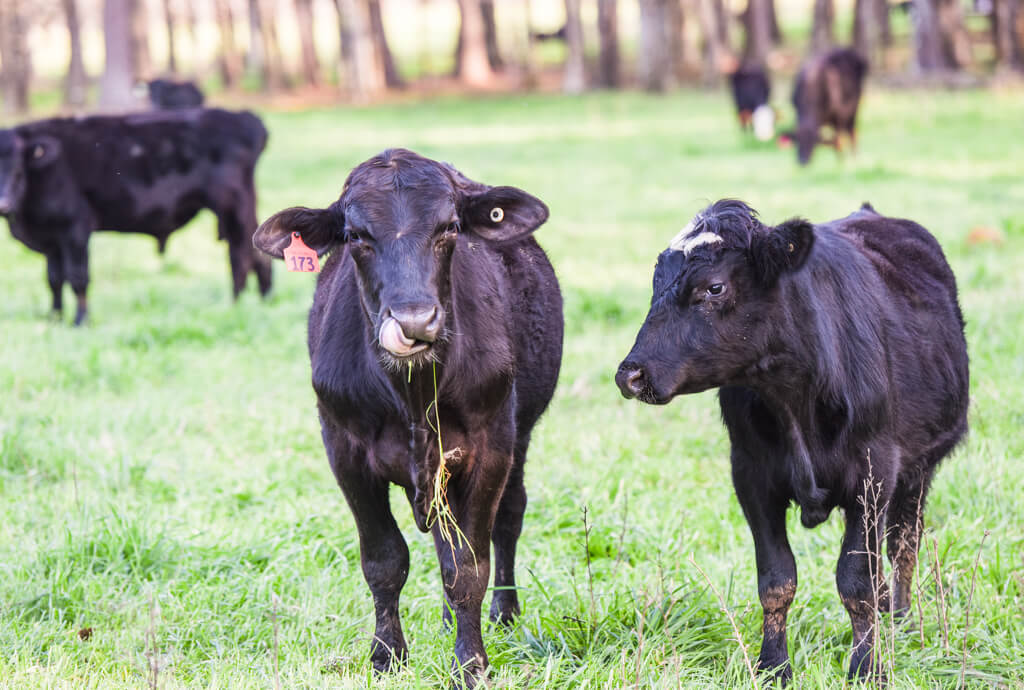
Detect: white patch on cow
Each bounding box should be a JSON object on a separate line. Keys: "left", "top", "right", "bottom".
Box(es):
{"left": 668, "top": 220, "right": 696, "bottom": 251}
{"left": 753, "top": 105, "right": 775, "bottom": 142}
{"left": 679, "top": 231, "right": 723, "bottom": 254}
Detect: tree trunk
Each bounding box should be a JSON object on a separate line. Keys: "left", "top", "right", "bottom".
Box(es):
{"left": 811, "top": 0, "right": 834, "bottom": 52}
{"left": 480, "top": 0, "right": 503, "bottom": 70}
{"left": 564, "top": 0, "right": 585, "bottom": 92}
{"left": 455, "top": 0, "right": 494, "bottom": 86}
{"left": 667, "top": 0, "right": 699, "bottom": 81}
{"left": 0, "top": 0, "right": 31, "bottom": 113}
{"left": 63, "top": 0, "right": 89, "bottom": 106}
{"left": 162, "top": 0, "right": 177, "bottom": 73}
{"left": 214, "top": 0, "right": 243, "bottom": 87}
{"left": 876, "top": 0, "right": 892, "bottom": 46}
{"left": 743, "top": 0, "right": 773, "bottom": 67}
{"left": 697, "top": 0, "right": 729, "bottom": 84}
{"left": 247, "top": 0, "right": 265, "bottom": 82}
{"left": 853, "top": 0, "right": 876, "bottom": 63}
{"left": 596, "top": 0, "right": 620, "bottom": 87}
{"left": 638, "top": 0, "right": 674, "bottom": 90}
{"left": 368, "top": 0, "right": 404, "bottom": 88}
{"left": 294, "top": 0, "right": 321, "bottom": 85}
{"left": 99, "top": 0, "right": 136, "bottom": 108}
{"left": 261, "top": 0, "right": 289, "bottom": 88}
{"left": 913, "top": 0, "right": 948, "bottom": 71}
{"left": 767, "top": 0, "right": 782, "bottom": 43}
{"left": 335, "top": 0, "right": 385, "bottom": 99}
{"left": 937, "top": 0, "right": 973, "bottom": 67}
{"left": 992, "top": 0, "right": 1022, "bottom": 68}
{"left": 131, "top": 0, "right": 152, "bottom": 78}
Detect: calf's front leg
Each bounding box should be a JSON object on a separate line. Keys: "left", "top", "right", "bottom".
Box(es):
{"left": 432, "top": 454, "right": 512, "bottom": 688}
{"left": 327, "top": 435, "right": 410, "bottom": 672}
{"left": 837, "top": 500, "right": 888, "bottom": 681}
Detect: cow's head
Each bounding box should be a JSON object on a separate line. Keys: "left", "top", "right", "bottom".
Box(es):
{"left": 0, "top": 129, "right": 61, "bottom": 216}
{"left": 616, "top": 200, "right": 814, "bottom": 404}
{"left": 255, "top": 148, "right": 548, "bottom": 369}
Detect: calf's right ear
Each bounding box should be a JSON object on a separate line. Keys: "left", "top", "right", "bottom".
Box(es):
{"left": 253, "top": 206, "right": 341, "bottom": 258}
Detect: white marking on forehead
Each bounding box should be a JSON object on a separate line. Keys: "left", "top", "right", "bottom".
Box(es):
{"left": 668, "top": 217, "right": 723, "bottom": 255}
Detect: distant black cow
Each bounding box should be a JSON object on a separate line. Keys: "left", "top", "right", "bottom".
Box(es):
{"left": 729, "top": 64, "right": 773, "bottom": 138}
{"left": 147, "top": 78, "right": 204, "bottom": 109}
{"left": 791, "top": 47, "right": 868, "bottom": 164}
{"left": 0, "top": 108, "right": 271, "bottom": 324}
{"left": 253, "top": 149, "right": 563, "bottom": 686}
{"left": 617, "top": 200, "right": 968, "bottom": 682}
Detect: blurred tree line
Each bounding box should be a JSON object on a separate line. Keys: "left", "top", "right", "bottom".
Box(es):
{"left": 1, "top": 0, "right": 1022, "bottom": 114}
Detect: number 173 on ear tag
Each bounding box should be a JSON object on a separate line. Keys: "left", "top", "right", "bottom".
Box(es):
{"left": 283, "top": 231, "right": 320, "bottom": 273}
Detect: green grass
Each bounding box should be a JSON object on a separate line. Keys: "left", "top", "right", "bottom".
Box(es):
{"left": 2, "top": 86, "right": 1023, "bottom": 688}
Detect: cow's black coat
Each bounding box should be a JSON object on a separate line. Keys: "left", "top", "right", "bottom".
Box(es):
{"left": 147, "top": 78, "right": 205, "bottom": 109}
{"left": 0, "top": 108, "right": 271, "bottom": 324}
{"left": 729, "top": 65, "right": 771, "bottom": 129}
{"left": 254, "top": 149, "right": 563, "bottom": 685}
{"left": 616, "top": 200, "right": 968, "bottom": 681}
{"left": 792, "top": 47, "right": 867, "bottom": 164}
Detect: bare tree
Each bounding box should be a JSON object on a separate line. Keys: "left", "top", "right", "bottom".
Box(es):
{"left": 638, "top": 0, "right": 674, "bottom": 90}
{"left": 162, "top": 0, "right": 178, "bottom": 73}
{"left": 596, "top": 0, "right": 620, "bottom": 87}
{"left": 811, "top": 0, "right": 835, "bottom": 52}
{"left": 564, "top": 0, "right": 585, "bottom": 92}
{"left": 696, "top": 0, "right": 731, "bottom": 84}
{"left": 62, "top": 0, "right": 88, "bottom": 106}
{"left": 480, "top": 0, "right": 503, "bottom": 70}
{"left": 0, "top": 0, "right": 31, "bottom": 113}
{"left": 335, "top": 0, "right": 385, "bottom": 99}
{"left": 214, "top": 0, "right": 243, "bottom": 87}
{"left": 99, "top": 0, "right": 136, "bottom": 108}
{"left": 992, "top": 0, "right": 1023, "bottom": 70}
{"left": 912, "top": 0, "right": 972, "bottom": 71}
{"left": 455, "top": 0, "right": 494, "bottom": 86}
{"left": 368, "top": 0, "right": 404, "bottom": 88}
{"left": 247, "top": 0, "right": 265, "bottom": 81}
{"left": 742, "top": 0, "right": 773, "bottom": 67}
{"left": 131, "top": 0, "right": 152, "bottom": 78}
{"left": 294, "top": 0, "right": 321, "bottom": 85}
{"left": 668, "top": 0, "right": 700, "bottom": 81}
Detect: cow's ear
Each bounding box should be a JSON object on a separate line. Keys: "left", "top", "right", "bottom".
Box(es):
{"left": 749, "top": 218, "right": 815, "bottom": 286}
{"left": 26, "top": 136, "right": 61, "bottom": 169}
{"left": 461, "top": 186, "right": 549, "bottom": 243}
{"left": 253, "top": 206, "right": 342, "bottom": 258}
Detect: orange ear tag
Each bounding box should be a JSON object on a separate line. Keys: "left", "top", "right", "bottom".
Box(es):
{"left": 283, "top": 232, "right": 320, "bottom": 273}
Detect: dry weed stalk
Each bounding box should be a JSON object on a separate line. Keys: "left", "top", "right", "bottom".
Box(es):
{"left": 146, "top": 591, "right": 160, "bottom": 690}
{"left": 929, "top": 536, "right": 951, "bottom": 652}
{"left": 688, "top": 554, "right": 758, "bottom": 690}
{"left": 271, "top": 594, "right": 281, "bottom": 690}
{"left": 959, "top": 529, "right": 990, "bottom": 687}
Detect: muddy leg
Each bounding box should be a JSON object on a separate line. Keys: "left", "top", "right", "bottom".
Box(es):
{"left": 489, "top": 450, "right": 526, "bottom": 625}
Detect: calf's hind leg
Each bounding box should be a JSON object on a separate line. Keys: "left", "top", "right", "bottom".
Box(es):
{"left": 46, "top": 248, "right": 65, "bottom": 316}
{"left": 489, "top": 449, "right": 527, "bottom": 625}
{"left": 887, "top": 464, "right": 939, "bottom": 615}
{"left": 326, "top": 432, "right": 411, "bottom": 672}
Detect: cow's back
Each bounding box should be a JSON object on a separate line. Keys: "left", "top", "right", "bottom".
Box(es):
{"left": 831, "top": 208, "right": 969, "bottom": 453}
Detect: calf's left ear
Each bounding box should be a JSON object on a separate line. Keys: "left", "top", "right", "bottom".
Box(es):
{"left": 462, "top": 186, "right": 549, "bottom": 243}
{"left": 253, "top": 206, "right": 341, "bottom": 258}
{"left": 749, "top": 218, "right": 815, "bottom": 287}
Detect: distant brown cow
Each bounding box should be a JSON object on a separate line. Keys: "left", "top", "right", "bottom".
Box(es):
{"left": 791, "top": 48, "right": 868, "bottom": 165}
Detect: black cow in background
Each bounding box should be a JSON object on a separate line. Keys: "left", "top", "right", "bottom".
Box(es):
{"left": 791, "top": 47, "right": 868, "bottom": 164}
{"left": 617, "top": 200, "right": 968, "bottom": 682}
{"left": 729, "top": 64, "right": 774, "bottom": 140}
{"left": 0, "top": 108, "right": 271, "bottom": 324}
{"left": 147, "top": 78, "right": 205, "bottom": 109}
{"left": 253, "top": 149, "right": 563, "bottom": 686}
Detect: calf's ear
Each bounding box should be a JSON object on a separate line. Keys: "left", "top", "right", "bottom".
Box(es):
{"left": 749, "top": 218, "right": 815, "bottom": 287}
{"left": 253, "top": 206, "right": 341, "bottom": 258}
{"left": 26, "top": 136, "right": 61, "bottom": 169}
{"left": 462, "top": 186, "right": 549, "bottom": 243}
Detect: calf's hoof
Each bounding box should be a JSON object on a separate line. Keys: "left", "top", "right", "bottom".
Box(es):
{"left": 757, "top": 657, "right": 792, "bottom": 686}
{"left": 488, "top": 592, "right": 520, "bottom": 626}
{"left": 451, "top": 653, "right": 488, "bottom": 689}
{"left": 370, "top": 641, "right": 408, "bottom": 674}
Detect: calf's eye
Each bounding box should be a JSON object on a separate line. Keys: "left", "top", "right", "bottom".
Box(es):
{"left": 347, "top": 231, "right": 364, "bottom": 243}
{"left": 707, "top": 283, "right": 726, "bottom": 297}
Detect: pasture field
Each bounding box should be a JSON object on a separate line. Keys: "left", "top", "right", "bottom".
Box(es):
{"left": 1, "top": 87, "right": 1023, "bottom": 688}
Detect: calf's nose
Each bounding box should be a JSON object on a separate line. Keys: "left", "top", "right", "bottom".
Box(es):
{"left": 389, "top": 304, "right": 442, "bottom": 343}
{"left": 615, "top": 362, "right": 647, "bottom": 399}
